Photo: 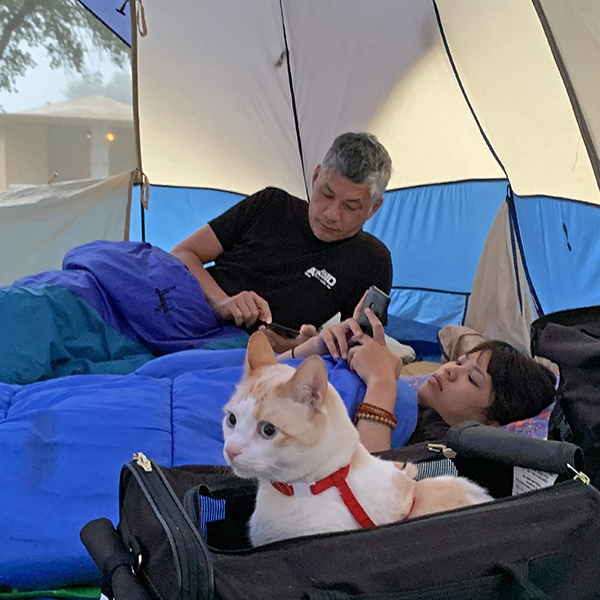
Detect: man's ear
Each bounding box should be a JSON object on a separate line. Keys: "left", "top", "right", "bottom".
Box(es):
{"left": 311, "top": 165, "right": 321, "bottom": 189}
{"left": 367, "top": 197, "right": 383, "bottom": 219}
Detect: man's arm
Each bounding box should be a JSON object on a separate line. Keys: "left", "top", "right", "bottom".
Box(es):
{"left": 171, "top": 224, "right": 272, "bottom": 326}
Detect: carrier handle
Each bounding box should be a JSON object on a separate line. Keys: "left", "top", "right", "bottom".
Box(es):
{"left": 445, "top": 422, "right": 584, "bottom": 476}
{"left": 80, "top": 518, "right": 153, "bottom": 600}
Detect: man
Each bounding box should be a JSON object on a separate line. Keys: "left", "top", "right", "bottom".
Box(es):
{"left": 171, "top": 132, "right": 393, "bottom": 351}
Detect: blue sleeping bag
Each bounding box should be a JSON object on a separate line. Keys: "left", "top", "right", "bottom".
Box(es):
{"left": 0, "top": 348, "right": 418, "bottom": 590}
{"left": 0, "top": 241, "right": 248, "bottom": 385}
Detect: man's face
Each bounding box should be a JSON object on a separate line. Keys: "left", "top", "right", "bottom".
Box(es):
{"left": 308, "top": 166, "right": 382, "bottom": 242}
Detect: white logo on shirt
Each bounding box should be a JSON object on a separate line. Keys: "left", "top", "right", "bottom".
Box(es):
{"left": 305, "top": 267, "right": 337, "bottom": 289}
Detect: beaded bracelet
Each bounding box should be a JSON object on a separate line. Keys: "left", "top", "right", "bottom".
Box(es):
{"left": 354, "top": 402, "right": 398, "bottom": 430}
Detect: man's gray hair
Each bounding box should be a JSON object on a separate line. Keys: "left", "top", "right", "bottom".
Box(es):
{"left": 321, "top": 132, "right": 392, "bottom": 203}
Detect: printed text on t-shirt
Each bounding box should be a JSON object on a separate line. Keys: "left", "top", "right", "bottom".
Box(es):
{"left": 304, "top": 267, "right": 337, "bottom": 290}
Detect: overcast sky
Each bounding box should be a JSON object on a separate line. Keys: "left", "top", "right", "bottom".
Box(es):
{"left": 0, "top": 45, "right": 129, "bottom": 113}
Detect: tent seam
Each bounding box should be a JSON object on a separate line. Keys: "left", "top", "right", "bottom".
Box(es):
{"left": 75, "top": 0, "right": 131, "bottom": 46}
{"left": 432, "top": 0, "right": 509, "bottom": 180}
{"left": 391, "top": 285, "right": 470, "bottom": 296}
{"left": 506, "top": 189, "right": 544, "bottom": 318}
{"left": 531, "top": 0, "right": 600, "bottom": 198}
{"left": 278, "top": 0, "right": 309, "bottom": 200}
{"left": 124, "top": 182, "right": 600, "bottom": 208}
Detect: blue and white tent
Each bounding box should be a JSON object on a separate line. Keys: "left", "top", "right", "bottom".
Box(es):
{"left": 6, "top": 0, "right": 600, "bottom": 350}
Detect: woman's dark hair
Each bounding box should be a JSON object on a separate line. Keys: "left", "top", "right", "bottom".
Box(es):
{"left": 469, "top": 340, "right": 556, "bottom": 425}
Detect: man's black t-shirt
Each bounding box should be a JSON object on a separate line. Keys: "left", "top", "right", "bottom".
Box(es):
{"left": 207, "top": 187, "right": 392, "bottom": 330}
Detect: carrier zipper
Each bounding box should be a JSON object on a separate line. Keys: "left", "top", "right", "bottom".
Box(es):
{"left": 133, "top": 451, "right": 152, "bottom": 472}
{"left": 567, "top": 463, "right": 590, "bottom": 484}
{"left": 427, "top": 443, "right": 457, "bottom": 459}
{"left": 426, "top": 444, "right": 591, "bottom": 485}
{"left": 128, "top": 453, "right": 214, "bottom": 600}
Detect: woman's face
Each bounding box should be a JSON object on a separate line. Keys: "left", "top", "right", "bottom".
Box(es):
{"left": 417, "top": 351, "right": 496, "bottom": 427}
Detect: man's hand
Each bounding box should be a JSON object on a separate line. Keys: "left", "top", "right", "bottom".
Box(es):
{"left": 213, "top": 291, "right": 272, "bottom": 327}
{"left": 260, "top": 323, "right": 318, "bottom": 354}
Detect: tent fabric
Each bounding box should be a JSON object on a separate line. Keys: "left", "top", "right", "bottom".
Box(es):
{"left": 514, "top": 195, "right": 600, "bottom": 316}
{"left": 435, "top": 0, "right": 600, "bottom": 203}
{"left": 135, "top": 0, "right": 600, "bottom": 204}
{"left": 365, "top": 181, "right": 506, "bottom": 326}
{"left": 465, "top": 202, "right": 540, "bottom": 354}
{"left": 76, "top": 0, "right": 132, "bottom": 45}
{"left": 0, "top": 349, "right": 418, "bottom": 589}
{"left": 0, "top": 173, "right": 132, "bottom": 287}
{"left": 534, "top": 0, "right": 600, "bottom": 190}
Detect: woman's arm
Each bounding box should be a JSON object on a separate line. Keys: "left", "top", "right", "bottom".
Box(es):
{"left": 280, "top": 301, "right": 404, "bottom": 452}
{"left": 346, "top": 322, "right": 403, "bottom": 453}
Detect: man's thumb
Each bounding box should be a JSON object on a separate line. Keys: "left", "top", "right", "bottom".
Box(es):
{"left": 300, "top": 324, "right": 318, "bottom": 338}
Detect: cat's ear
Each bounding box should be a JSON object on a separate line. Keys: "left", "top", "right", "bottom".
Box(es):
{"left": 285, "top": 356, "right": 329, "bottom": 412}
{"left": 246, "top": 331, "right": 278, "bottom": 373}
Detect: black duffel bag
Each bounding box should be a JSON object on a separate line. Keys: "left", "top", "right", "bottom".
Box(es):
{"left": 531, "top": 305, "right": 600, "bottom": 487}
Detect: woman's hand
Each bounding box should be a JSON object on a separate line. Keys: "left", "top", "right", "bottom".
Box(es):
{"left": 318, "top": 318, "right": 364, "bottom": 359}
{"left": 318, "top": 289, "right": 389, "bottom": 359}
{"left": 347, "top": 333, "right": 403, "bottom": 387}
{"left": 347, "top": 308, "right": 403, "bottom": 410}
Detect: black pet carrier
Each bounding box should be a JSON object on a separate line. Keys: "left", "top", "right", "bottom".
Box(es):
{"left": 81, "top": 422, "right": 600, "bottom": 600}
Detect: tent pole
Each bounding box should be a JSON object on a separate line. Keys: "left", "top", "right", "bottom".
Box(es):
{"left": 129, "top": 0, "right": 147, "bottom": 242}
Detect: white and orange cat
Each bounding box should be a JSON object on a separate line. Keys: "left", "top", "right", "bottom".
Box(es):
{"left": 222, "top": 332, "right": 492, "bottom": 546}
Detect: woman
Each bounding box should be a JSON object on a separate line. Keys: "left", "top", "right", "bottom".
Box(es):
{"left": 282, "top": 305, "right": 557, "bottom": 453}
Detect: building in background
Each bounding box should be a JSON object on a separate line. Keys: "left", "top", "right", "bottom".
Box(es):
{"left": 0, "top": 95, "right": 135, "bottom": 190}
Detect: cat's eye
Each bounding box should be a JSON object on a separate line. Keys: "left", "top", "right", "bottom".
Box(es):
{"left": 225, "top": 412, "right": 236, "bottom": 428}
{"left": 258, "top": 421, "right": 278, "bottom": 439}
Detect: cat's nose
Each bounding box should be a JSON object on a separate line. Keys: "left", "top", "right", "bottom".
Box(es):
{"left": 225, "top": 446, "right": 241, "bottom": 460}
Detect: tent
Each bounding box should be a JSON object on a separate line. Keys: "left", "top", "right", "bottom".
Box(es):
{"left": 2, "top": 1, "right": 600, "bottom": 590}
{"left": 5, "top": 0, "right": 600, "bottom": 349}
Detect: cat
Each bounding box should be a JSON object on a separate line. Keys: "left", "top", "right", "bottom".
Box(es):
{"left": 222, "top": 331, "right": 493, "bottom": 546}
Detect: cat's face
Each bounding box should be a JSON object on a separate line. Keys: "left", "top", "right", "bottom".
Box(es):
{"left": 222, "top": 332, "right": 342, "bottom": 482}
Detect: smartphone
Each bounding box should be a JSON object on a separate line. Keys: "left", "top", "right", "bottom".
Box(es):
{"left": 266, "top": 322, "right": 301, "bottom": 339}
{"left": 356, "top": 285, "right": 390, "bottom": 337}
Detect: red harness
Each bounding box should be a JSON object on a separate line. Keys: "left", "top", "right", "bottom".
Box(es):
{"left": 271, "top": 464, "right": 377, "bottom": 528}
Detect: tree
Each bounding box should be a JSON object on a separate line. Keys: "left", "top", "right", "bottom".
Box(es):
{"left": 0, "top": 0, "right": 130, "bottom": 94}
{"left": 63, "top": 71, "right": 132, "bottom": 105}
